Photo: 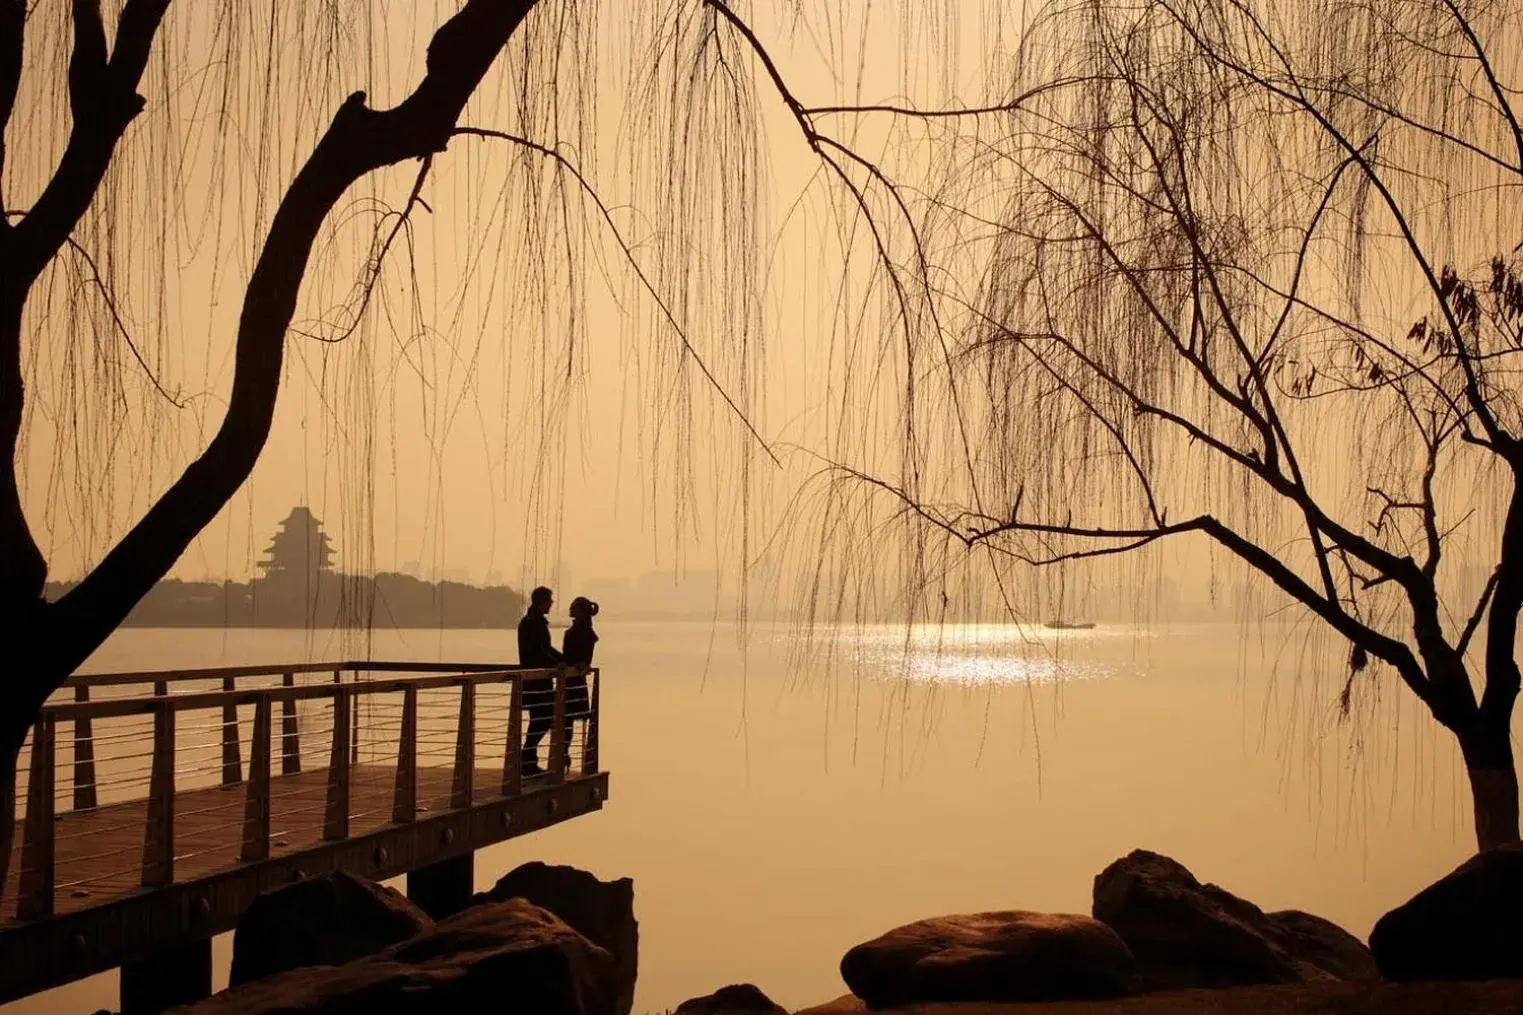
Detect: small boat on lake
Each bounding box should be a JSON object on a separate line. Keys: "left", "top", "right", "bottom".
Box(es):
{"left": 1044, "top": 620, "right": 1097, "bottom": 630}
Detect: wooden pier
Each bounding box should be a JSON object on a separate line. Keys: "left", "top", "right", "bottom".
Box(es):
{"left": 0, "top": 661, "right": 607, "bottom": 1012}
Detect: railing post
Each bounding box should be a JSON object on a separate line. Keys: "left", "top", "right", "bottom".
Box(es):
{"left": 450, "top": 681, "right": 476, "bottom": 809}
{"left": 141, "top": 702, "right": 175, "bottom": 886}
{"left": 221, "top": 675, "right": 243, "bottom": 787}
{"left": 280, "top": 671, "right": 301, "bottom": 775}
{"left": 72, "top": 685, "right": 97, "bottom": 811}
{"left": 240, "top": 697, "right": 272, "bottom": 862}
{"left": 323, "top": 686, "right": 351, "bottom": 841}
{"left": 548, "top": 670, "right": 567, "bottom": 786}
{"left": 153, "top": 680, "right": 167, "bottom": 698}
{"left": 392, "top": 686, "right": 417, "bottom": 823}
{"left": 17, "top": 718, "right": 56, "bottom": 920}
{"left": 582, "top": 667, "right": 600, "bottom": 776}
{"left": 336, "top": 669, "right": 360, "bottom": 766}
{"left": 502, "top": 676, "right": 523, "bottom": 797}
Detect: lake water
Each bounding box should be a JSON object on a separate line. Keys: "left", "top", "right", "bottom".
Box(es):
{"left": 1, "top": 620, "right": 1496, "bottom": 1014}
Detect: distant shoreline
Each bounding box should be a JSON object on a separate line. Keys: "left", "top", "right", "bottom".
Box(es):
{"left": 45, "top": 573, "right": 528, "bottom": 630}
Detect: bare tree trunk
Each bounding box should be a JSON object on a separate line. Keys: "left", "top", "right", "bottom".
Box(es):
{"left": 1472, "top": 471, "right": 1523, "bottom": 852}
{"left": 1461, "top": 724, "right": 1521, "bottom": 851}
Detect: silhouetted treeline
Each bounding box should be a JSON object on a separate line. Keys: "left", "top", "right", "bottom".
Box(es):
{"left": 44, "top": 573, "right": 526, "bottom": 630}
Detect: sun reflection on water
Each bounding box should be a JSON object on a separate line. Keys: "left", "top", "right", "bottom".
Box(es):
{"left": 801, "top": 622, "right": 1147, "bottom": 687}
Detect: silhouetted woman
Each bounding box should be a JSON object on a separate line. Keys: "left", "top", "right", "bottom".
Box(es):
{"left": 561, "top": 597, "right": 599, "bottom": 767}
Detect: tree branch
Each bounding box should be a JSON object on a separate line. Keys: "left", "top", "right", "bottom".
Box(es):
{"left": 1483, "top": 466, "right": 1523, "bottom": 723}
{"left": 800, "top": 78, "right": 1107, "bottom": 120}
{"left": 1418, "top": 432, "right": 1444, "bottom": 578}
{"left": 1194, "top": 516, "right": 1434, "bottom": 709}
{"left": 49, "top": 0, "right": 544, "bottom": 676}
{"left": 453, "top": 126, "right": 780, "bottom": 466}
{"left": 63, "top": 237, "right": 183, "bottom": 406}
{"left": 295, "top": 155, "right": 435, "bottom": 347}
{"left": 702, "top": 0, "right": 977, "bottom": 502}
{"left": 1170, "top": 0, "right": 1516, "bottom": 451}
{"left": 1, "top": 0, "right": 173, "bottom": 618}
{"left": 67, "top": 0, "right": 108, "bottom": 118}
{"left": 0, "top": 0, "right": 23, "bottom": 202}
{"left": 1439, "top": 0, "right": 1523, "bottom": 174}
{"left": 9, "top": 0, "right": 170, "bottom": 285}
{"left": 840, "top": 451, "right": 1437, "bottom": 709}
{"left": 1459, "top": 568, "right": 1499, "bottom": 657}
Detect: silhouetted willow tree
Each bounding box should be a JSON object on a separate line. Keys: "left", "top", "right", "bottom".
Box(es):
{"left": 0, "top": 0, "right": 548, "bottom": 901}
{"left": 820, "top": 0, "right": 1523, "bottom": 850}
{"left": 0, "top": 0, "right": 951, "bottom": 903}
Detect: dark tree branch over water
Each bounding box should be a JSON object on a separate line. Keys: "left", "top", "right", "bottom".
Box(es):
{"left": 819, "top": 0, "right": 1523, "bottom": 850}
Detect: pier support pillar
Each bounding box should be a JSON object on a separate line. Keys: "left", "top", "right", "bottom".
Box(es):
{"left": 407, "top": 851, "right": 475, "bottom": 919}
{"left": 120, "top": 936, "right": 211, "bottom": 1015}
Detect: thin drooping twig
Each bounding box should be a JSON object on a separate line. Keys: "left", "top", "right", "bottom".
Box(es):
{"left": 452, "top": 125, "right": 780, "bottom": 467}
{"left": 63, "top": 237, "right": 184, "bottom": 406}
{"left": 800, "top": 78, "right": 1111, "bottom": 120}
{"left": 302, "top": 154, "right": 435, "bottom": 347}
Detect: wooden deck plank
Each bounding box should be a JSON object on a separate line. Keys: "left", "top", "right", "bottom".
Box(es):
{"left": 4, "top": 764, "right": 532, "bottom": 922}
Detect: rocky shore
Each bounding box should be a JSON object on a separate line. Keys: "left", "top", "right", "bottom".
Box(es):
{"left": 796, "top": 980, "right": 1523, "bottom": 1014}
{"left": 152, "top": 843, "right": 1523, "bottom": 1014}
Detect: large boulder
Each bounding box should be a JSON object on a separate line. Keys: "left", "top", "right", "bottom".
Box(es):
{"left": 839, "top": 911, "right": 1137, "bottom": 1007}
{"left": 1370, "top": 842, "right": 1523, "bottom": 981}
{"left": 674, "top": 983, "right": 787, "bottom": 1013}
{"left": 1267, "top": 910, "right": 1380, "bottom": 982}
{"left": 170, "top": 899, "right": 620, "bottom": 1015}
{"left": 1092, "top": 850, "right": 1375, "bottom": 990}
{"left": 229, "top": 871, "right": 433, "bottom": 987}
{"left": 476, "top": 861, "right": 638, "bottom": 1015}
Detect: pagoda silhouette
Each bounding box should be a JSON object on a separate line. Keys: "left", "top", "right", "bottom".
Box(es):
{"left": 258, "top": 506, "right": 334, "bottom": 579}
{"left": 252, "top": 506, "right": 337, "bottom": 625}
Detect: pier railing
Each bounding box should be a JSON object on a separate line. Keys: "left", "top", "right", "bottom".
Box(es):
{"left": 5, "top": 661, "right": 601, "bottom": 923}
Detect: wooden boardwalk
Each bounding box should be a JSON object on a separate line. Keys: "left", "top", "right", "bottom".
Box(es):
{"left": 5, "top": 764, "right": 569, "bottom": 922}
{"left": 0, "top": 661, "right": 608, "bottom": 1008}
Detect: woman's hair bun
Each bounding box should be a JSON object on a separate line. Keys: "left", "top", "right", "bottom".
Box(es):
{"left": 589, "top": 600, "right": 600, "bottom": 617}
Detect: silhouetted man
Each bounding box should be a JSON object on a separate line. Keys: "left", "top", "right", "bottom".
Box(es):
{"left": 517, "top": 585, "right": 563, "bottom": 776}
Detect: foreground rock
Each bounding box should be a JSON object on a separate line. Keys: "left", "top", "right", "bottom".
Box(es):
{"left": 840, "top": 911, "right": 1136, "bottom": 1007}
{"left": 475, "top": 861, "right": 639, "bottom": 1014}
{"left": 229, "top": 871, "right": 433, "bottom": 987}
{"left": 1092, "top": 850, "right": 1376, "bottom": 990}
{"left": 1370, "top": 842, "right": 1523, "bottom": 981}
{"left": 674, "top": 983, "right": 787, "bottom": 1013}
{"left": 798, "top": 978, "right": 1523, "bottom": 1014}
{"left": 1265, "top": 909, "right": 1378, "bottom": 982}
{"left": 171, "top": 899, "right": 619, "bottom": 1015}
